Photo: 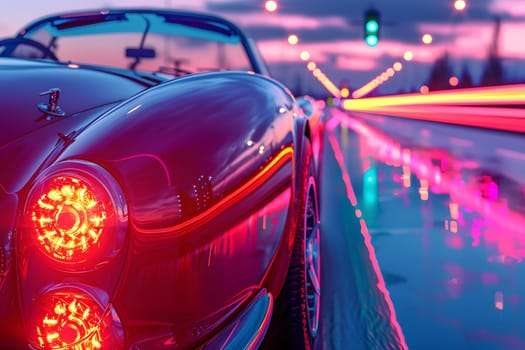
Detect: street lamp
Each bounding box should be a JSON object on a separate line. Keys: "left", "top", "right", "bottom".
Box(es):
{"left": 287, "top": 34, "right": 299, "bottom": 45}
{"left": 264, "top": 0, "right": 278, "bottom": 12}
{"left": 422, "top": 34, "right": 433, "bottom": 44}
{"left": 300, "top": 51, "right": 310, "bottom": 61}
{"left": 307, "top": 62, "right": 316, "bottom": 71}
{"left": 454, "top": 0, "right": 466, "bottom": 11}
{"left": 393, "top": 62, "right": 403, "bottom": 71}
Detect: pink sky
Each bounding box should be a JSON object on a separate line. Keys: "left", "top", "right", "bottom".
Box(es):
{"left": 2, "top": 0, "right": 525, "bottom": 94}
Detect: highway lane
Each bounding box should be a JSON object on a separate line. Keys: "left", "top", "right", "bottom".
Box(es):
{"left": 319, "top": 107, "right": 525, "bottom": 349}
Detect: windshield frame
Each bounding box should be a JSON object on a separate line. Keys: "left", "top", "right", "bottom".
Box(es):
{"left": 12, "top": 8, "right": 269, "bottom": 76}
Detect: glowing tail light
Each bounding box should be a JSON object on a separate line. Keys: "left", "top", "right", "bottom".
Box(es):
{"left": 25, "top": 161, "right": 127, "bottom": 269}
{"left": 30, "top": 176, "right": 110, "bottom": 263}
{"left": 29, "top": 288, "right": 123, "bottom": 350}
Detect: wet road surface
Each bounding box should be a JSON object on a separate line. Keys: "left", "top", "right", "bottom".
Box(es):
{"left": 319, "top": 108, "right": 525, "bottom": 349}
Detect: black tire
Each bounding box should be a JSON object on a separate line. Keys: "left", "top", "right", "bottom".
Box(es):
{"left": 263, "top": 140, "right": 321, "bottom": 349}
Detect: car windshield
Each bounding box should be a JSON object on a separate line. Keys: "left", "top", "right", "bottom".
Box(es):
{"left": 9, "top": 10, "right": 255, "bottom": 76}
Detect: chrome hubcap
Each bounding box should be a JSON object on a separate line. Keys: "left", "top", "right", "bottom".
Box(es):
{"left": 305, "top": 185, "right": 320, "bottom": 337}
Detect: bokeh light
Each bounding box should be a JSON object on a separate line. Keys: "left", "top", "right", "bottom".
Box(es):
{"left": 300, "top": 50, "right": 311, "bottom": 61}
{"left": 449, "top": 76, "right": 459, "bottom": 87}
{"left": 422, "top": 34, "right": 433, "bottom": 44}
{"left": 403, "top": 51, "right": 414, "bottom": 61}
{"left": 393, "top": 62, "right": 403, "bottom": 71}
{"left": 264, "top": 0, "right": 278, "bottom": 12}
{"left": 454, "top": 0, "right": 467, "bottom": 11}
{"left": 288, "top": 34, "right": 299, "bottom": 45}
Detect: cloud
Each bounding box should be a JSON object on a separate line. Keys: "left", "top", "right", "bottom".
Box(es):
{"left": 336, "top": 56, "right": 378, "bottom": 71}
{"left": 1, "top": 0, "right": 522, "bottom": 96}
{"left": 207, "top": 0, "right": 355, "bottom": 18}
{"left": 416, "top": 20, "right": 525, "bottom": 61}
{"left": 500, "top": 22, "right": 525, "bottom": 59}
{"left": 228, "top": 12, "right": 348, "bottom": 31}
{"left": 490, "top": 0, "right": 525, "bottom": 17}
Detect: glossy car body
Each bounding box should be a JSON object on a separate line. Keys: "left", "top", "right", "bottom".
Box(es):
{"left": 0, "top": 8, "right": 322, "bottom": 350}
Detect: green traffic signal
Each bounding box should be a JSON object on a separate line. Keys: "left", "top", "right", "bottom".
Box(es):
{"left": 364, "top": 9, "right": 380, "bottom": 47}
{"left": 366, "top": 34, "right": 378, "bottom": 47}
{"left": 366, "top": 20, "right": 379, "bottom": 33}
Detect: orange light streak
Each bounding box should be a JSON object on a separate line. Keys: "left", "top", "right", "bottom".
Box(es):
{"left": 342, "top": 85, "right": 525, "bottom": 133}
{"left": 345, "top": 84, "right": 525, "bottom": 107}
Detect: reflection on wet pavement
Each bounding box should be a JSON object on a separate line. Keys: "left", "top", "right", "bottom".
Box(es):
{"left": 322, "top": 108, "right": 525, "bottom": 349}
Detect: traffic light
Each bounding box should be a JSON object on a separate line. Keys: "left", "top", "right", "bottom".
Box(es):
{"left": 364, "top": 9, "right": 380, "bottom": 47}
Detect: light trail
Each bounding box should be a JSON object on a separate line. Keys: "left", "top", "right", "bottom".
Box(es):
{"left": 345, "top": 84, "right": 525, "bottom": 108}
{"left": 343, "top": 84, "right": 525, "bottom": 133}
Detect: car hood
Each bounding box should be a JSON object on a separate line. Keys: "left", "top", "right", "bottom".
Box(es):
{"left": 0, "top": 58, "right": 151, "bottom": 194}
{"left": 0, "top": 59, "right": 150, "bottom": 323}
{"left": 0, "top": 58, "right": 148, "bottom": 148}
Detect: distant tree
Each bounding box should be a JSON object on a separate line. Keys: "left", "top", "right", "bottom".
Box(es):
{"left": 426, "top": 51, "right": 454, "bottom": 91}
{"left": 459, "top": 64, "right": 473, "bottom": 88}
{"left": 480, "top": 16, "right": 505, "bottom": 86}
{"left": 293, "top": 73, "right": 303, "bottom": 97}
{"left": 480, "top": 55, "right": 505, "bottom": 86}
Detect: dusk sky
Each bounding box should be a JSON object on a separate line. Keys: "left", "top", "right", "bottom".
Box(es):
{"left": 2, "top": 0, "right": 525, "bottom": 96}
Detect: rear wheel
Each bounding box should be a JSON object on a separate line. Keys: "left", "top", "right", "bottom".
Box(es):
{"left": 264, "top": 141, "right": 321, "bottom": 349}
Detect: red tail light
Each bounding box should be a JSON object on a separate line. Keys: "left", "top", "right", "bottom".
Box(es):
{"left": 29, "top": 288, "right": 123, "bottom": 350}
{"left": 25, "top": 161, "right": 127, "bottom": 270}
{"left": 20, "top": 161, "right": 127, "bottom": 349}
{"left": 30, "top": 175, "right": 111, "bottom": 264}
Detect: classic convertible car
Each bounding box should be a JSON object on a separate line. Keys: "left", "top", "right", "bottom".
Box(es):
{"left": 0, "top": 8, "right": 322, "bottom": 350}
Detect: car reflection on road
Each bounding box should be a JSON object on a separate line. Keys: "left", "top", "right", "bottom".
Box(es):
{"left": 323, "top": 108, "right": 525, "bottom": 349}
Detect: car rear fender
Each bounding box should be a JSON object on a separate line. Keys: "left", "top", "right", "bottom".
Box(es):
{"left": 51, "top": 71, "right": 299, "bottom": 348}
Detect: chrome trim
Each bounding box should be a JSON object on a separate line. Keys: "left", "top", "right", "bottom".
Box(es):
{"left": 202, "top": 289, "right": 273, "bottom": 350}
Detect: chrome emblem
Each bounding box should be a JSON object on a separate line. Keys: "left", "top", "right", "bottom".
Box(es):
{"left": 38, "top": 88, "right": 66, "bottom": 118}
